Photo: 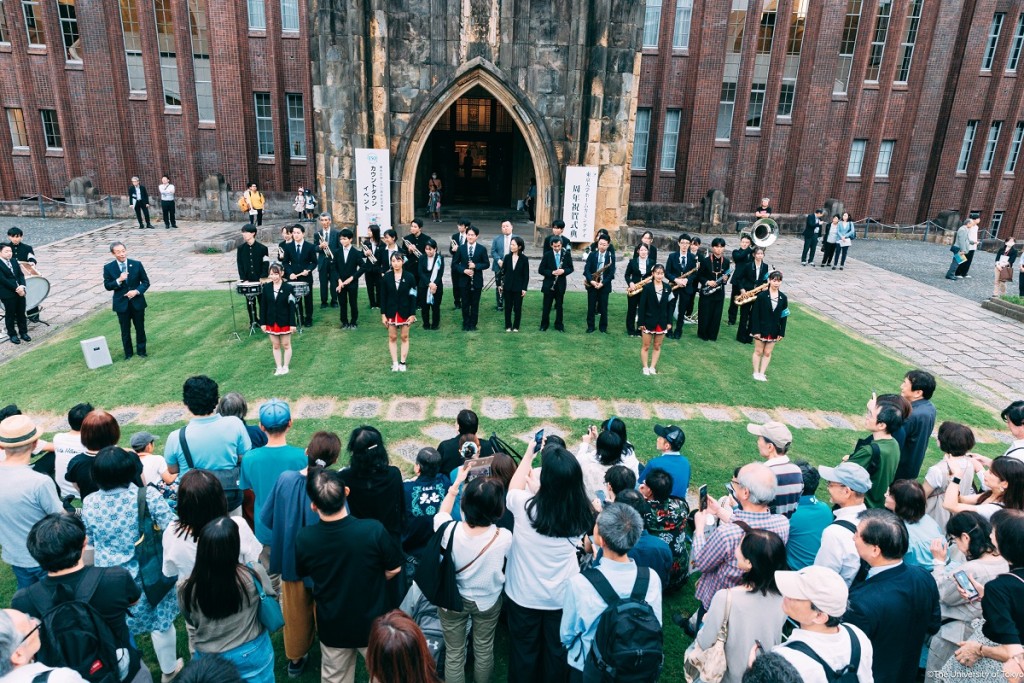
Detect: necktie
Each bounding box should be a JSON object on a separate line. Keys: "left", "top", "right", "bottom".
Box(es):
{"left": 469, "top": 245, "right": 474, "bottom": 259}
{"left": 554, "top": 252, "right": 560, "bottom": 270}
{"left": 505, "top": 237, "right": 510, "bottom": 256}
{"left": 598, "top": 254, "right": 604, "bottom": 270}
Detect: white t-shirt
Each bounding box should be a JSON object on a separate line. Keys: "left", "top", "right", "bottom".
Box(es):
{"left": 504, "top": 489, "right": 583, "bottom": 610}
{"left": 52, "top": 432, "right": 84, "bottom": 498}
{"left": 161, "top": 516, "right": 262, "bottom": 581}
{"left": 575, "top": 442, "right": 641, "bottom": 497}
{"left": 434, "top": 510, "right": 512, "bottom": 611}
{"left": 774, "top": 625, "right": 874, "bottom": 683}
{"left": 139, "top": 454, "right": 168, "bottom": 486}
{"left": 1, "top": 663, "right": 86, "bottom": 682}
{"left": 924, "top": 458, "right": 975, "bottom": 529}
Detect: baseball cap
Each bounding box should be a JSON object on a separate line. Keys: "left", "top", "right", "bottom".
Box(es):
{"left": 259, "top": 399, "right": 291, "bottom": 430}
{"left": 653, "top": 424, "right": 685, "bottom": 450}
{"left": 818, "top": 461, "right": 872, "bottom": 494}
{"left": 775, "top": 566, "right": 849, "bottom": 617}
{"left": 0, "top": 415, "right": 38, "bottom": 449}
{"left": 746, "top": 421, "right": 793, "bottom": 449}
{"left": 129, "top": 431, "right": 159, "bottom": 451}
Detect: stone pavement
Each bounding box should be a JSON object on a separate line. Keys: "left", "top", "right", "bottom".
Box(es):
{"left": 0, "top": 216, "right": 118, "bottom": 245}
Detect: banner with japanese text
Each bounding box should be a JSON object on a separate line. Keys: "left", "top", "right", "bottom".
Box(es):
{"left": 355, "top": 148, "right": 392, "bottom": 237}
{"left": 562, "top": 165, "right": 598, "bottom": 243}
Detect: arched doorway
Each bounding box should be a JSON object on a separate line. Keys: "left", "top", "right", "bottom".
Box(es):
{"left": 395, "top": 61, "right": 560, "bottom": 230}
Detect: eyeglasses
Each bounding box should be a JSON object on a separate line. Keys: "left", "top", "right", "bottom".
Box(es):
{"left": 18, "top": 617, "right": 40, "bottom": 647}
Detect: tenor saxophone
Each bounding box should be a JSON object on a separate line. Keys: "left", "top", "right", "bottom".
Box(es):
{"left": 626, "top": 275, "right": 654, "bottom": 297}
{"left": 671, "top": 265, "right": 700, "bottom": 291}
{"left": 734, "top": 281, "right": 770, "bottom": 306}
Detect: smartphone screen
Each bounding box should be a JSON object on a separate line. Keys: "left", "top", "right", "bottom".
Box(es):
{"left": 466, "top": 456, "right": 495, "bottom": 482}
{"left": 534, "top": 429, "right": 545, "bottom": 448}
{"left": 953, "top": 571, "right": 979, "bottom": 599}
{"left": 698, "top": 484, "right": 708, "bottom": 511}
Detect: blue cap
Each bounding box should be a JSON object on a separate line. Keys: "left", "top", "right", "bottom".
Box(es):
{"left": 818, "top": 462, "right": 872, "bottom": 494}
{"left": 259, "top": 399, "right": 291, "bottom": 430}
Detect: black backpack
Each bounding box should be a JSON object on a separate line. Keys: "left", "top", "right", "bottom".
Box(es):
{"left": 784, "top": 624, "right": 861, "bottom": 682}
{"left": 581, "top": 566, "right": 664, "bottom": 683}
{"left": 25, "top": 570, "right": 122, "bottom": 683}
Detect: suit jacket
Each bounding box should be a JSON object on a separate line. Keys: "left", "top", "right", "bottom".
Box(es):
{"left": 624, "top": 256, "right": 653, "bottom": 286}
{"left": 750, "top": 290, "right": 788, "bottom": 338}
{"left": 437, "top": 435, "right": 495, "bottom": 476}
{"left": 804, "top": 213, "right": 822, "bottom": 239}
{"left": 315, "top": 228, "right": 341, "bottom": 267}
{"left": 0, "top": 259, "right": 26, "bottom": 299}
{"left": 731, "top": 246, "right": 754, "bottom": 273}
{"left": 665, "top": 249, "right": 698, "bottom": 288}
{"left": 538, "top": 248, "right": 572, "bottom": 294}
{"left": 997, "top": 245, "right": 1020, "bottom": 268}
{"left": 331, "top": 245, "right": 364, "bottom": 287}
{"left": 283, "top": 240, "right": 317, "bottom": 282}
{"left": 491, "top": 234, "right": 516, "bottom": 272}
{"left": 697, "top": 254, "right": 731, "bottom": 291}
{"left": 128, "top": 185, "right": 149, "bottom": 207}
{"left": 543, "top": 234, "right": 572, "bottom": 253}
{"left": 380, "top": 246, "right": 404, "bottom": 275}
{"left": 844, "top": 563, "right": 941, "bottom": 683}
{"left": 11, "top": 243, "right": 35, "bottom": 265}
{"left": 361, "top": 240, "right": 385, "bottom": 274}
{"left": 502, "top": 253, "right": 530, "bottom": 292}
{"left": 236, "top": 241, "right": 270, "bottom": 281}
{"left": 103, "top": 259, "right": 149, "bottom": 312}
{"left": 734, "top": 261, "right": 769, "bottom": 292}
{"left": 418, "top": 254, "right": 445, "bottom": 295}
{"left": 583, "top": 250, "right": 616, "bottom": 288}
{"left": 381, "top": 270, "right": 418, "bottom": 318}
{"left": 402, "top": 232, "right": 430, "bottom": 273}
{"left": 259, "top": 282, "right": 296, "bottom": 327}
{"left": 453, "top": 242, "right": 489, "bottom": 290}
{"left": 638, "top": 282, "right": 672, "bottom": 330}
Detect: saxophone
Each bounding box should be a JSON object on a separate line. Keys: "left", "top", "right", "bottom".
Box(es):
{"left": 734, "top": 281, "right": 770, "bottom": 306}
{"left": 626, "top": 275, "right": 654, "bottom": 297}
{"left": 670, "top": 265, "right": 700, "bottom": 291}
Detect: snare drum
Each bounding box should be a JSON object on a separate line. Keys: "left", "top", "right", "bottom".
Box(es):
{"left": 236, "top": 282, "right": 262, "bottom": 296}
{"left": 291, "top": 282, "right": 310, "bottom": 297}
{"left": 24, "top": 276, "right": 50, "bottom": 310}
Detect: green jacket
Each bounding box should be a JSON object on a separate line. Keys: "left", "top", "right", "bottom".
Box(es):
{"left": 848, "top": 437, "right": 900, "bottom": 509}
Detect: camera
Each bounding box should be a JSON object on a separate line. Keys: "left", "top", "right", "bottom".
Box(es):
{"left": 460, "top": 441, "right": 479, "bottom": 458}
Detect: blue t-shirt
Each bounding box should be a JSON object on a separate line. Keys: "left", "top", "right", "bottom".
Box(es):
{"left": 639, "top": 452, "right": 691, "bottom": 499}
{"left": 240, "top": 444, "right": 307, "bottom": 544}
{"left": 786, "top": 495, "right": 834, "bottom": 570}
{"left": 164, "top": 415, "right": 251, "bottom": 475}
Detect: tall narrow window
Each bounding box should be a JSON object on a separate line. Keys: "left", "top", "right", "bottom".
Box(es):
{"left": 187, "top": 0, "right": 213, "bottom": 121}
{"left": 247, "top": 0, "right": 266, "bottom": 30}
{"left": 1008, "top": 14, "right": 1024, "bottom": 72}
{"left": 756, "top": 2, "right": 777, "bottom": 54}
{"left": 1005, "top": 122, "right": 1024, "bottom": 173}
{"left": 660, "top": 109, "right": 681, "bottom": 171}
{"left": 990, "top": 211, "right": 1004, "bottom": 239}
{"left": 957, "top": 120, "right": 979, "bottom": 172}
{"left": 119, "top": 0, "right": 145, "bottom": 92}
{"left": 22, "top": 0, "right": 45, "bottom": 46}
{"left": 779, "top": 0, "right": 808, "bottom": 117}
{"left": 982, "top": 13, "right": 1005, "bottom": 71}
{"left": 672, "top": 0, "right": 692, "bottom": 49}
{"left": 286, "top": 93, "right": 305, "bottom": 158}
{"left": 835, "top": 0, "right": 863, "bottom": 94}
{"left": 154, "top": 0, "right": 180, "bottom": 106}
{"left": 40, "top": 109, "right": 62, "bottom": 149}
{"left": 254, "top": 93, "right": 273, "bottom": 156}
{"left": 865, "top": 0, "right": 892, "bottom": 82}
{"left": 6, "top": 109, "right": 28, "bottom": 148}
{"left": 632, "top": 108, "right": 651, "bottom": 170}
{"left": 280, "top": 0, "right": 299, "bottom": 32}
{"left": 747, "top": 83, "right": 767, "bottom": 129}
{"left": 747, "top": 1, "right": 777, "bottom": 130}
{"left": 875, "top": 140, "right": 895, "bottom": 177}
{"left": 717, "top": 82, "right": 737, "bottom": 140}
{"left": 57, "top": 0, "right": 80, "bottom": 60}
{"left": 895, "top": 0, "right": 923, "bottom": 82}
{"left": 981, "top": 121, "right": 1002, "bottom": 173}
{"left": 847, "top": 139, "right": 867, "bottom": 176}
{"left": 0, "top": 3, "right": 8, "bottom": 42}
{"left": 643, "top": 0, "right": 662, "bottom": 48}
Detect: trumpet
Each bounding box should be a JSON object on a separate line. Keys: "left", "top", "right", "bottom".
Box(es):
{"left": 670, "top": 265, "right": 700, "bottom": 291}
{"left": 361, "top": 240, "right": 377, "bottom": 264}
{"left": 277, "top": 245, "right": 285, "bottom": 261}
{"left": 734, "top": 281, "right": 770, "bottom": 306}
{"left": 403, "top": 239, "right": 422, "bottom": 258}
{"left": 626, "top": 275, "right": 654, "bottom": 297}
{"left": 318, "top": 232, "right": 334, "bottom": 260}
{"left": 451, "top": 238, "right": 459, "bottom": 253}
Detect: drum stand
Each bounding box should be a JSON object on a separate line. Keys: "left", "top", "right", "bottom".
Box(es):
{"left": 244, "top": 296, "right": 260, "bottom": 337}
{"left": 220, "top": 279, "right": 242, "bottom": 342}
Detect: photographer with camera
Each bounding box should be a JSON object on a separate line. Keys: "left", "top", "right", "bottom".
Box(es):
{"left": 436, "top": 410, "right": 495, "bottom": 475}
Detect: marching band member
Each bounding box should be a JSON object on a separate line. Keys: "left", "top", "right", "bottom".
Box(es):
{"left": 584, "top": 235, "right": 615, "bottom": 333}
{"left": 282, "top": 225, "right": 317, "bottom": 327}
{"left": 403, "top": 218, "right": 430, "bottom": 275}
{"left": 332, "top": 228, "right": 364, "bottom": 329}
{"left": 686, "top": 236, "right": 703, "bottom": 320}
{"left": 728, "top": 233, "right": 754, "bottom": 326}
{"left": 363, "top": 224, "right": 384, "bottom": 309}
{"left": 6, "top": 228, "right": 36, "bottom": 270}
{"left": 543, "top": 219, "right": 571, "bottom": 254}
{"left": 735, "top": 246, "right": 768, "bottom": 344}
{"left": 750, "top": 270, "right": 788, "bottom": 382}
{"left": 665, "top": 233, "right": 697, "bottom": 338}
{"left": 236, "top": 224, "right": 269, "bottom": 326}
{"left": 277, "top": 225, "right": 292, "bottom": 262}
{"left": 381, "top": 252, "right": 417, "bottom": 371}
{"left": 491, "top": 220, "right": 515, "bottom": 311}
{"left": 639, "top": 264, "right": 672, "bottom": 376}
{"left": 315, "top": 213, "right": 339, "bottom": 308}
{"left": 624, "top": 243, "right": 653, "bottom": 337}
{"left": 259, "top": 263, "right": 297, "bottom": 376}
{"left": 633, "top": 230, "right": 657, "bottom": 263}
{"left": 696, "top": 237, "right": 730, "bottom": 341}
{"left": 502, "top": 236, "right": 529, "bottom": 332}
{"left": 450, "top": 218, "right": 470, "bottom": 309}
{"left": 538, "top": 236, "right": 572, "bottom": 331}
{"left": 453, "top": 226, "right": 489, "bottom": 331}
{"left": 418, "top": 239, "right": 444, "bottom": 329}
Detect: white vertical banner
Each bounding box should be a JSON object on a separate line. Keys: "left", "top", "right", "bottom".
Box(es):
{"left": 355, "top": 148, "right": 392, "bottom": 238}
{"left": 562, "top": 165, "right": 599, "bottom": 243}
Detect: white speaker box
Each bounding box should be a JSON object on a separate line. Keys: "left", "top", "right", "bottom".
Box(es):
{"left": 80, "top": 336, "right": 113, "bottom": 369}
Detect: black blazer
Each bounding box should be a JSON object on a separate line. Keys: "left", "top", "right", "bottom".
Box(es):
{"left": 437, "top": 436, "right": 495, "bottom": 475}
{"left": 731, "top": 246, "right": 754, "bottom": 272}
{"left": 361, "top": 240, "right": 384, "bottom": 273}
{"left": 236, "top": 241, "right": 269, "bottom": 281}
{"left": 502, "top": 253, "right": 530, "bottom": 292}
{"left": 331, "top": 245, "right": 364, "bottom": 286}
{"left": 259, "top": 282, "right": 296, "bottom": 327}
{"left": 453, "top": 242, "right": 489, "bottom": 290}
{"left": 402, "top": 232, "right": 430, "bottom": 273}
{"left": 418, "top": 254, "right": 444, "bottom": 294}
{"left": 997, "top": 244, "right": 1020, "bottom": 268}
{"left": 665, "top": 249, "right": 697, "bottom": 285}
{"left": 379, "top": 246, "right": 403, "bottom": 275}
{"left": 624, "top": 256, "right": 653, "bottom": 286}
{"left": 583, "top": 250, "right": 616, "bottom": 287}
{"left": 102, "top": 259, "right": 149, "bottom": 313}
{"left": 750, "top": 290, "right": 788, "bottom": 338}
{"left": 734, "top": 261, "right": 769, "bottom": 292}
{"left": 381, "top": 270, "right": 418, "bottom": 318}
{"left": 632, "top": 244, "right": 657, "bottom": 262}
{"left": 697, "top": 254, "right": 730, "bottom": 290}
{"left": 128, "top": 185, "right": 149, "bottom": 207}
{"left": 804, "top": 213, "right": 822, "bottom": 239}
{"left": 543, "top": 234, "right": 572, "bottom": 253}
{"left": 638, "top": 282, "right": 672, "bottom": 330}
{"left": 844, "top": 563, "right": 941, "bottom": 683}
{"left": 0, "top": 259, "right": 26, "bottom": 299}
{"left": 283, "top": 240, "right": 317, "bottom": 281}
{"left": 538, "top": 248, "right": 572, "bottom": 293}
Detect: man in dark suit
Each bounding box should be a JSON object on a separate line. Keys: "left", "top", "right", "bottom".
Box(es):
{"left": 802, "top": 208, "right": 823, "bottom": 266}
{"left": 538, "top": 236, "right": 573, "bottom": 331}
{"left": 102, "top": 241, "right": 150, "bottom": 358}
{"left": 315, "top": 212, "right": 341, "bottom": 308}
{"left": 128, "top": 176, "right": 153, "bottom": 229}
{"left": 665, "top": 233, "right": 696, "bottom": 339}
{"left": 543, "top": 219, "right": 571, "bottom": 254}
{"left": 283, "top": 224, "right": 318, "bottom": 327}
{"left": 845, "top": 508, "right": 940, "bottom": 683}
{"left": 236, "top": 224, "right": 269, "bottom": 327}
{"left": 436, "top": 409, "right": 496, "bottom": 475}
{"left": 403, "top": 218, "right": 430, "bottom": 277}
{"left": 583, "top": 235, "right": 615, "bottom": 333}
{"left": 0, "top": 243, "right": 29, "bottom": 344}
{"left": 332, "top": 228, "right": 364, "bottom": 329}
{"left": 727, "top": 234, "right": 753, "bottom": 325}
{"left": 450, "top": 219, "right": 470, "bottom": 309}
{"left": 452, "top": 226, "right": 488, "bottom": 331}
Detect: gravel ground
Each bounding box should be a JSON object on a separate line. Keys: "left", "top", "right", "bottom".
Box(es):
{"left": 0, "top": 216, "right": 122, "bottom": 246}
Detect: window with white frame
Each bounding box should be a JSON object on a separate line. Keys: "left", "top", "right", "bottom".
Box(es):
{"left": 747, "top": 83, "right": 767, "bottom": 129}
{"left": 286, "top": 93, "right": 306, "bottom": 158}
{"left": 865, "top": 0, "right": 892, "bottom": 82}
{"left": 875, "top": 140, "right": 895, "bottom": 177}
{"left": 720, "top": 0, "right": 745, "bottom": 139}
{"left": 247, "top": 0, "right": 266, "bottom": 30}
{"left": 981, "top": 121, "right": 1002, "bottom": 173}
{"left": 895, "top": 0, "right": 923, "bottom": 82}
{"left": 254, "top": 93, "right": 274, "bottom": 156}
{"left": 188, "top": 0, "right": 214, "bottom": 121}
{"left": 632, "top": 108, "right": 651, "bottom": 170}
{"left": 779, "top": 0, "right": 808, "bottom": 117}
{"left": 660, "top": 109, "right": 681, "bottom": 171}
{"left": 58, "top": 0, "right": 80, "bottom": 61}
{"left": 643, "top": 0, "right": 662, "bottom": 49}
{"left": 154, "top": 0, "right": 181, "bottom": 106}
{"left": 0, "top": 3, "right": 8, "bottom": 42}
{"left": 957, "top": 120, "right": 979, "bottom": 172}
{"left": 989, "top": 211, "right": 1004, "bottom": 239}
{"left": 1008, "top": 14, "right": 1024, "bottom": 72}
{"left": 982, "top": 13, "right": 1005, "bottom": 71}
{"left": 41, "top": 109, "right": 62, "bottom": 149}
{"left": 6, "top": 109, "right": 28, "bottom": 148}
{"left": 672, "top": 0, "right": 692, "bottom": 49}
{"left": 280, "top": 0, "right": 299, "bottom": 31}
{"left": 717, "top": 82, "right": 737, "bottom": 140}
{"left": 22, "top": 0, "right": 45, "bottom": 46}
{"left": 119, "top": 0, "right": 145, "bottom": 92}
{"left": 834, "top": 0, "right": 863, "bottom": 94}
{"left": 1005, "top": 121, "right": 1024, "bottom": 173}
{"left": 847, "top": 139, "right": 867, "bottom": 176}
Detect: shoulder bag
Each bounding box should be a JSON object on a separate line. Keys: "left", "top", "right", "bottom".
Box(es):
{"left": 683, "top": 587, "right": 733, "bottom": 683}
{"left": 245, "top": 563, "right": 284, "bottom": 633}
{"left": 415, "top": 520, "right": 463, "bottom": 611}
{"left": 134, "top": 486, "right": 177, "bottom": 606}
{"left": 179, "top": 426, "right": 243, "bottom": 510}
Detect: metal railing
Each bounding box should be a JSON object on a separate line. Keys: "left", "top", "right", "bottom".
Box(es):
{"left": 0, "top": 194, "right": 116, "bottom": 219}
{"left": 854, "top": 218, "right": 952, "bottom": 241}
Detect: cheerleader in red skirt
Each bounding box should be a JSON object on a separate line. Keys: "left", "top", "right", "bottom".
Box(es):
{"left": 639, "top": 264, "right": 673, "bottom": 375}
{"left": 381, "top": 251, "right": 418, "bottom": 372}
{"left": 260, "top": 263, "right": 297, "bottom": 375}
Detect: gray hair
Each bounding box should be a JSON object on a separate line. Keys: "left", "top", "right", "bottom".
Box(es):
{"left": 597, "top": 503, "right": 643, "bottom": 556}
{"left": 217, "top": 392, "right": 248, "bottom": 420}
{"left": 109, "top": 241, "right": 125, "bottom": 253}
{"left": 738, "top": 462, "right": 777, "bottom": 506}
{"left": 0, "top": 610, "right": 19, "bottom": 676}
{"left": 319, "top": 212, "right": 331, "bottom": 221}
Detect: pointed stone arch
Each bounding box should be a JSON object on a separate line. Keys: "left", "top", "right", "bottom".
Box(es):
{"left": 393, "top": 58, "right": 560, "bottom": 231}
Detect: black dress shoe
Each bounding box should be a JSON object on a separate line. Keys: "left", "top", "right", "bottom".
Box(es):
{"left": 539, "top": 326, "right": 548, "bottom": 331}
{"left": 9, "top": 337, "right": 20, "bottom": 344}
{"left": 320, "top": 303, "right": 329, "bottom": 309}
{"left": 672, "top": 612, "right": 698, "bottom": 638}
{"left": 138, "top": 351, "right": 148, "bottom": 357}
{"left": 20, "top": 335, "right": 31, "bottom": 342}
{"left": 331, "top": 302, "right": 339, "bottom": 308}
{"left": 555, "top": 326, "right": 565, "bottom": 332}
{"left": 586, "top": 328, "right": 595, "bottom": 333}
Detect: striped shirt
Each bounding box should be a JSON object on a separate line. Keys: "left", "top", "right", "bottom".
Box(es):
{"left": 766, "top": 456, "right": 804, "bottom": 518}
{"left": 692, "top": 509, "right": 790, "bottom": 609}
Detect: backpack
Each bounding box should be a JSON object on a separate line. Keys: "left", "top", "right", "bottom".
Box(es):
{"left": 784, "top": 624, "right": 861, "bottom": 682}
{"left": 25, "top": 570, "right": 122, "bottom": 683}
{"left": 581, "top": 566, "right": 664, "bottom": 683}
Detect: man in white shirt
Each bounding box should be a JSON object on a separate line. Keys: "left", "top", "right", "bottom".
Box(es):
{"left": 773, "top": 565, "right": 874, "bottom": 683}
{"left": 51, "top": 403, "right": 92, "bottom": 500}
{"left": 491, "top": 220, "right": 514, "bottom": 311}
{"left": 813, "top": 462, "right": 870, "bottom": 586}
{"left": 0, "top": 608, "right": 87, "bottom": 682}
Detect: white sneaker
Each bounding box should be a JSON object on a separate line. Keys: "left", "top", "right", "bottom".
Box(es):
{"left": 753, "top": 373, "right": 760, "bottom": 381}
{"left": 392, "top": 362, "right": 400, "bottom": 372}
{"left": 965, "top": 275, "right": 972, "bottom": 279}
{"left": 643, "top": 367, "right": 650, "bottom": 375}
{"left": 398, "top": 363, "right": 407, "bottom": 372}
{"left": 274, "top": 367, "right": 282, "bottom": 376}
{"left": 649, "top": 367, "right": 657, "bottom": 375}
{"left": 281, "top": 366, "right": 289, "bottom": 375}
{"left": 756, "top": 373, "right": 768, "bottom": 382}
